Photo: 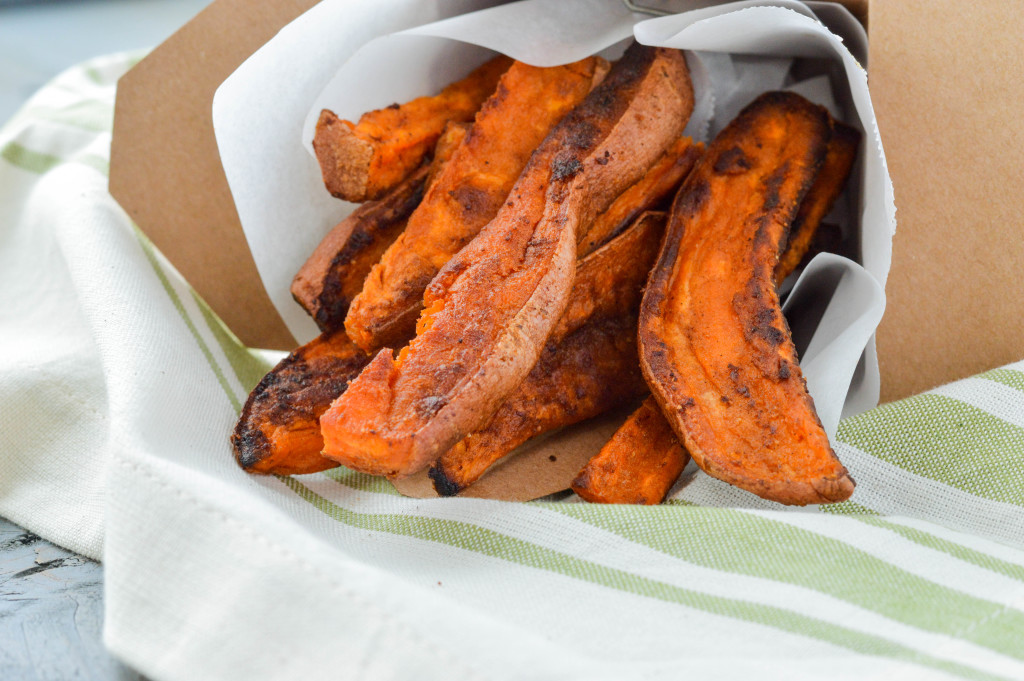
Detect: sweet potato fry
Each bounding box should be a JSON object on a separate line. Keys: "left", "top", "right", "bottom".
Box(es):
{"left": 428, "top": 212, "right": 666, "bottom": 496}
{"left": 548, "top": 211, "right": 668, "bottom": 345}
{"left": 639, "top": 91, "right": 854, "bottom": 506}
{"left": 573, "top": 155, "right": 853, "bottom": 505}
{"left": 425, "top": 121, "right": 470, "bottom": 189}
{"left": 580, "top": 137, "right": 702, "bottom": 257}
{"left": 231, "top": 330, "right": 370, "bottom": 475}
{"left": 291, "top": 165, "right": 427, "bottom": 332}
{"left": 321, "top": 44, "right": 694, "bottom": 479}
{"left": 292, "top": 123, "right": 468, "bottom": 332}
{"left": 574, "top": 145, "right": 854, "bottom": 505}
{"left": 344, "top": 57, "right": 608, "bottom": 353}
{"left": 430, "top": 318, "right": 646, "bottom": 496}
{"left": 775, "top": 121, "right": 859, "bottom": 282}
{"left": 313, "top": 55, "right": 511, "bottom": 202}
{"left": 571, "top": 397, "right": 690, "bottom": 504}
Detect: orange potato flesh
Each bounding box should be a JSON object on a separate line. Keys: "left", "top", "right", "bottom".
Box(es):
{"left": 231, "top": 330, "right": 369, "bottom": 475}
{"left": 571, "top": 397, "right": 690, "bottom": 505}
{"left": 290, "top": 165, "right": 427, "bottom": 332}
{"left": 574, "top": 123, "right": 856, "bottom": 505}
{"left": 425, "top": 121, "right": 470, "bottom": 188}
{"left": 320, "top": 45, "right": 695, "bottom": 479}
{"left": 292, "top": 123, "right": 469, "bottom": 333}
{"left": 344, "top": 57, "right": 607, "bottom": 353}
{"left": 580, "top": 137, "right": 702, "bottom": 258}
{"left": 775, "top": 121, "right": 860, "bottom": 282}
{"left": 639, "top": 91, "right": 854, "bottom": 506}
{"left": 430, "top": 317, "right": 646, "bottom": 496}
{"left": 428, "top": 212, "right": 666, "bottom": 496}
{"left": 313, "top": 55, "right": 511, "bottom": 202}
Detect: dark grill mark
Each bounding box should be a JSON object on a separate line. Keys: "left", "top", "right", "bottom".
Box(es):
{"left": 713, "top": 146, "right": 752, "bottom": 174}
{"left": 674, "top": 178, "right": 710, "bottom": 218}
{"left": 428, "top": 466, "right": 463, "bottom": 497}
{"left": 551, "top": 157, "right": 583, "bottom": 181}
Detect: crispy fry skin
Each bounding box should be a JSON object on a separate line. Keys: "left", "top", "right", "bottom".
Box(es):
{"left": 291, "top": 165, "right": 427, "bottom": 332}
{"left": 292, "top": 123, "right": 468, "bottom": 332}
{"left": 344, "top": 57, "right": 607, "bottom": 353}
{"left": 580, "top": 137, "right": 702, "bottom": 257}
{"left": 426, "top": 122, "right": 470, "bottom": 189}
{"left": 321, "top": 45, "right": 694, "bottom": 478}
{"left": 430, "top": 318, "right": 646, "bottom": 496}
{"left": 548, "top": 211, "right": 667, "bottom": 345}
{"left": 639, "top": 91, "right": 854, "bottom": 506}
{"left": 571, "top": 397, "right": 690, "bottom": 504}
{"left": 428, "top": 212, "right": 666, "bottom": 496}
{"left": 313, "top": 55, "right": 511, "bottom": 202}
{"left": 244, "top": 127, "right": 465, "bottom": 473}
{"left": 231, "top": 330, "right": 370, "bottom": 475}
{"left": 576, "top": 126, "right": 855, "bottom": 505}
{"left": 775, "top": 121, "right": 859, "bottom": 282}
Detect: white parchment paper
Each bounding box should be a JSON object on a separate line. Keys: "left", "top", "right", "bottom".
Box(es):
{"left": 213, "top": 0, "right": 895, "bottom": 435}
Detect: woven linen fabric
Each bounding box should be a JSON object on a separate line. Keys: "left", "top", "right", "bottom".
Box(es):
{"left": 2, "top": 54, "right": 1024, "bottom": 681}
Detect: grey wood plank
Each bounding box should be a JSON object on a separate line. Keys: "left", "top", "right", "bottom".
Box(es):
{"left": 0, "top": 518, "right": 144, "bottom": 681}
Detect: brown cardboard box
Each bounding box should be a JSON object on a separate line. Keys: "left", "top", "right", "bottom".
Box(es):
{"left": 107, "top": 0, "right": 1022, "bottom": 496}
{"left": 110, "top": 0, "right": 321, "bottom": 352}
{"left": 870, "top": 1, "right": 1024, "bottom": 402}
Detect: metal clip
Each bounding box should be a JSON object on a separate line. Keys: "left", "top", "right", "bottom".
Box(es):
{"left": 621, "top": 0, "right": 673, "bottom": 16}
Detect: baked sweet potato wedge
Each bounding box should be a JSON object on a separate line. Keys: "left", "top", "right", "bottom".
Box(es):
{"left": 572, "top": 148, "right": 854, "bottom": 504}
{"left": 291, "top": 165, "right": 427, "bottom": 332}
{"left": 428, "top": 211, "right": 666, "bottom": 496}
{"left": 639, "top": 91, "right": 854, "bottom": 506}
{"left": 292, "top": 123, "right": 468, "bottom": 332}
{"left": 321, "top": 44, "right": 694, "bottom": 478}
{"left": 245, "top": 127, "right": 471, "bottom": 473}
{"left": 430, "top": 318, "right": 646, "bottom": 496}
{"left": 573, "top": 139, "right": 855, "bottom": 504}
{"left": 571, "top": 397, "right": 690, "bottom": 504}
{"left": 425, "top": 121, "right": 470, "bottom": 189}
{"left": 580, "top": 137, "right": 702, "bottom": 258}
{"left": 313, "top": 55, "right": 511, "bottom": 202}
{"left": 344, "top": 57, "right": 608, "bottom": 353}
{"left": 549, "top": 211, "right": 668, "bottom": 345}
{"left": 775, "top": 121, "right": 859, "bottom": 282}
{"left": 231, "top": 330, "right": 370, "bottom": 475}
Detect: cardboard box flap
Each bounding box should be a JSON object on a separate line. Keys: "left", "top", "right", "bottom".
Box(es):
{"left": 872, "top": 0, "right": 1024, "bottom": 401}
{"left": 110, "top": 0, "right": 320, "bottom": 350}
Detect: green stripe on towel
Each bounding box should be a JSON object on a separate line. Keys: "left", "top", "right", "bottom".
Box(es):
{"left": 133, "top": 228, "right": 240, "bottom": 413}
{"left": 282, "top": 476, "right": 1013, "bottom": 681}
{"left": 546, "top": 503, "right": 1024, "bottom": 660}
{"left": 838, "top": 394, "right": 1024, "bottom": 507}
{"left": 1, "top": 142, "right": 63, "bottom": 174}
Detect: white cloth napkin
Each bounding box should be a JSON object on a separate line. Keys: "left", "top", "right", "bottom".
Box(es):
{"left": 3, "top": 53, "right": 1024, "bottom": 681}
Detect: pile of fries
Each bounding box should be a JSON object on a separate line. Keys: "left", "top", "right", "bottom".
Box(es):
{"left": 232, "top": 43, "right": 860, "bottom": 506}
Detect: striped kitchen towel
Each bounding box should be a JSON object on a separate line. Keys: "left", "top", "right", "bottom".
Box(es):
{"left": 1, "top": 53, "right": 1023, "bottom": 681}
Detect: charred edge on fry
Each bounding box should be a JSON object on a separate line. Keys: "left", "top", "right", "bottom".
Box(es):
{"left": 542, "top": 45, "right": 662, "bottom": 188}
{"left": 713, "top": 147, "right": 752, "bottom": 174}
{"left": 231, "top": 424, "right": 272, "bottom": 470}
{"left": 231, "top": 345, "right": 367, "bottom": 469}
{"left": 428, "top": 465, "right": 464, "bottom": 497}
{"left": 311, "top": 176, "right": 427, "bottom": 330}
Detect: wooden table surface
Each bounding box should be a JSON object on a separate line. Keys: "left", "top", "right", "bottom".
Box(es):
{"left": 0, "top": 517, "right": 144, "bottom": 680}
